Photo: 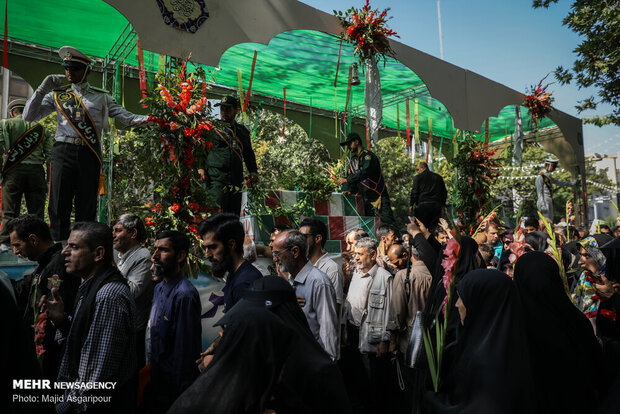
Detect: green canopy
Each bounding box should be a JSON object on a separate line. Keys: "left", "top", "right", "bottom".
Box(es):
{"left": 2, "top": 0, "right": 554, "bottom": 143}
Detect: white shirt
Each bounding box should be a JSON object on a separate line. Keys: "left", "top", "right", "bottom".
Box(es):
{"left": 23, "top": 82, "right": 148, "bottom": 142}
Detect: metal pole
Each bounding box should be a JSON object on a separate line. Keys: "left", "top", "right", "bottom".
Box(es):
{"left": 1, "top": 68, "right": 9, "bottom": 119}
{"left": 437, "top": 0, "right": 444, "bottom": 60}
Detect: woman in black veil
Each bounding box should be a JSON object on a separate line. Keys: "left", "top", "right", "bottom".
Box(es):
{"left": 170, "top": 276, "right": 351, "bottom": 414}
{"left": 427, "top": 269, "right": 535, "bottom": 413}
{"left": 514, "top": 251, "right": 603, "bottom": 413}
{"left": 242, "top": 276, "right": 352, "bottom": 414}
{"left": 168, "top": 299, "right": 296, "bottom": 414}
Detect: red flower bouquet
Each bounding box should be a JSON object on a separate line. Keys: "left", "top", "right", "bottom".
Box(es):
{"left": 523, "top": 80, "right": 554, "bottom": 121}
{"left": 335, "top": 1, "right": 399, "bottom": 62}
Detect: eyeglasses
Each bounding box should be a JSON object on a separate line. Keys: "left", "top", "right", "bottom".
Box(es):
{"left": 300, "top": 232, "right": 315, "bottom": 238}
{"left": 272, "top": 247, "right": 291, "bottom": 258}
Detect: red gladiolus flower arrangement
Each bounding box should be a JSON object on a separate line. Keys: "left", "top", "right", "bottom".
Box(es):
{"left": 523, "top": 79, "right": 554, "bottom": 121}
{"left": 335, "top": 0, "right": 399, "bottom": 62}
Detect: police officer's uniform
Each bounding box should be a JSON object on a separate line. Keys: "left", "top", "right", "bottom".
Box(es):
{"left": 0, "top": 99, "right": 52, "bottom": 244}
{"left": 340, "top": 133, "right": 395, "bottom": 225}
{"left": 23, "top": 46, "right": 148, "bottom": 241}
{"left": 206, "top": 95, "right": 258, "bottom": 215}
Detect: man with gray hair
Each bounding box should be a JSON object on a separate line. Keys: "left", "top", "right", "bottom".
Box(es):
{"left": 271, "top": 229, "right": 339, "bottom": 360}
{"left": 345, "top": 236, "right": 393, "bottom": 412}
{"left": 343, "top": 228, "right": 368, "bottom": 291}
{"left": 387, "top": 243, "right": 432, "bottom": 412}
{"left": 113, "top": 213, "right": 154, "bottom": 367}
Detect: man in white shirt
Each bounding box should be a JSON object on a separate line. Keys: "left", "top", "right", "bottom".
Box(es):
{"left": 345, "top": 237, "right": 394, "bottom": 412}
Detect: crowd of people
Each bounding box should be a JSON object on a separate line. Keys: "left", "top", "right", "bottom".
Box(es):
{"left": 3, "top": 45, "right": 620, "bottom": 414}
{"left": 4, "top": 205, "right": 620, "bottom": 413}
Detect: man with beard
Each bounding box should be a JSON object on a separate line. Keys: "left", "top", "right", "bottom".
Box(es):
{"left": 299, "top": 218, "right": 344, "bottom": 317}
{"left": 148, "top": 230, "right": 201, "bottom": 414}
{"left": 342, "top": 228, "right": 368, "bottom": 293}
{"left": 113, "top": 214, "right": 154, "bottom": 368}
{"left": 7, "top": 215, "right": 80, "bottom": 380}
{"left": 195, "top": 214, "right": 263, "bottom": 372}
{"left": 198, "top": 213, "right": 262, "bottom": 312}
{"left": 272, "top": 229, "right": 339, "bottom": 360}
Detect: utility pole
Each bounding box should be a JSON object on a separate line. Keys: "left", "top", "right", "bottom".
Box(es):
{"left": 437, "top": 0, "right": 444, "bottom": 60}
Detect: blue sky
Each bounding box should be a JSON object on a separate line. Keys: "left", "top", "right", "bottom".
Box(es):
{"left": 304, "top": 0, "right": 619, "bottom": 155}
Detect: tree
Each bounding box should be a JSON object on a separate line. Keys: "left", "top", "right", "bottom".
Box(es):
{"left": 490, "top": 143, "right": 613, "bottom": 222}
{"left": 533, "top": 0, "right": 620, "bottom": 126}
{"left": 247, "top": 108, "right": 335, "bottom": 196}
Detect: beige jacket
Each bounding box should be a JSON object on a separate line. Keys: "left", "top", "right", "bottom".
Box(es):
{"left": 388, "top": 261, "right": 432, "bottom": 353}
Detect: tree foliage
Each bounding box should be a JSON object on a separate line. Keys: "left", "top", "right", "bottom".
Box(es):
{"left": 533, "top": 0, "right": 620, "bottom": 126}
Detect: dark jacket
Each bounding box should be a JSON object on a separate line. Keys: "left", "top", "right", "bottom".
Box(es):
{"left": 409, "top": 168, "right": 447, "bottom": 207}
{"left": 12, "top": 243, "right": 80, "bottom": 379}
{"left": 344, "top": 149, "right": 386, "bottom": 203}
{"left": 207, "top": 121, "right": 258, "bottom": 185}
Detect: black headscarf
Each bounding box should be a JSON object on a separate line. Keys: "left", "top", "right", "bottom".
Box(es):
{"left": 168, "top": 301, "right": 297, "bottom": 414}
{"left": 601, "top": 236, "right": 620, "bottom": 282}
{"left": 427, "top": 269, "right": 536, "bottom": 414}
{"left": 423, "top": 236, "right": 479, "bottom": 330}
{"left": 524, "top": 231, "right": 549, "bottom": 252}
{"left": 242, "top": 276, "right": 352, "bottom": 414}
{"left": 514, "top": 251, "right": 604, "bottom": 413}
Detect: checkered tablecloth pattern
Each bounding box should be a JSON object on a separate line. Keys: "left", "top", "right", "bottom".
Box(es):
{"left": 240, "top": 190, "right": 380, "bottom": 253}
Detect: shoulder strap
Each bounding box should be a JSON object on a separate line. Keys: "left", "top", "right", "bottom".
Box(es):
{"left": 2, "top": 123, "right": 46, "bottom": 174}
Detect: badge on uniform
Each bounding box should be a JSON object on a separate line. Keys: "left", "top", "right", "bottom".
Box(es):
{"left": 74, "top": 109, "right": 84, "bottom": 121}
{"left": 365, "top": 155, "right": 371, "bottom": 160}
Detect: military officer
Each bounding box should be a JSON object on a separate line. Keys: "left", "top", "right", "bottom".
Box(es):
{"left": 23, "top": 46, "right": 149, "bottom": 241}
{"left": 336, "top": 132, "right": 395, "bottom": 225}
{"left": 535, "top": 157, "right": 576, "bottom": 222}
{"left": 198, "top": 95, "right": 258, "bottom": 215}
{"left": 0, "top": 99, "right": 52, "bottom": 250}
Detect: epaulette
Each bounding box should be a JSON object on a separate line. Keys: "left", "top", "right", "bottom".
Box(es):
{"left": 89, "top": 86, "right": 109, "bottom": 94}
{"left": 52, "top": 84, "right": 71, "bottom": 92}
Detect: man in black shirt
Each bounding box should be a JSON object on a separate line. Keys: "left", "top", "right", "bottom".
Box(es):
{"left": 7, "top": 215, "right": 80, "bottom": 380}
{"left": 409, "top": 162, "right": 447, "bottom": 229}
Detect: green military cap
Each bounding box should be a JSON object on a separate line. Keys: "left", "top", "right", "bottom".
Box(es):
{"left": 8, "top": 98, "right": 27, "bottom": 112}
{"left": 215, "top": 95, "right": 240, "bottom": 108}
{"left": 340, "top": 132, "right": 363, "bottom": 146}
{"left": 58, "top": 46, "right": 93, "bottom": 69}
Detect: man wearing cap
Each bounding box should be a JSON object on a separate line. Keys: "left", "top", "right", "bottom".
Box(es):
{"left": 535, "top": 158, "right": 576, "bottom": 221}
{"left": 0, "top": 98, "right": 52, "bottom": 249}
{"left": 336, "top": 132, "right": 395, "bottom": 225}
{"left": 23, "top": 46, "right": 149, "bottom": 242}
{"left": 198, "top": 95, "right": 258, "bottom": 215}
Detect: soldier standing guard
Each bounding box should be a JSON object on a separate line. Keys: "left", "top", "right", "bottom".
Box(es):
{"left": 197, "top": 95, "right": 258, "bottom": 215}
{"left": 535, "top": 157, "right": 576, "bottom": 222}
{"left": 23, "top": 46, "right": 149, "bottom": 241}
{"left": 0, "top": 99, "right": 52, "bottom": 250}
{"left": 336, "top": 132, "right": 395, "bottom": 225}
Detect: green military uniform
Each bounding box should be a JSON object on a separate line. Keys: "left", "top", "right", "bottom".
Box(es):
{"left": 207, "top": 96, "right": 258, "bottom": 215}
{"left": 0, "top": 102, "right": 51, "bottom": 244}
{"left": 343, "top": 146, "right": 395, "bottom": 225}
